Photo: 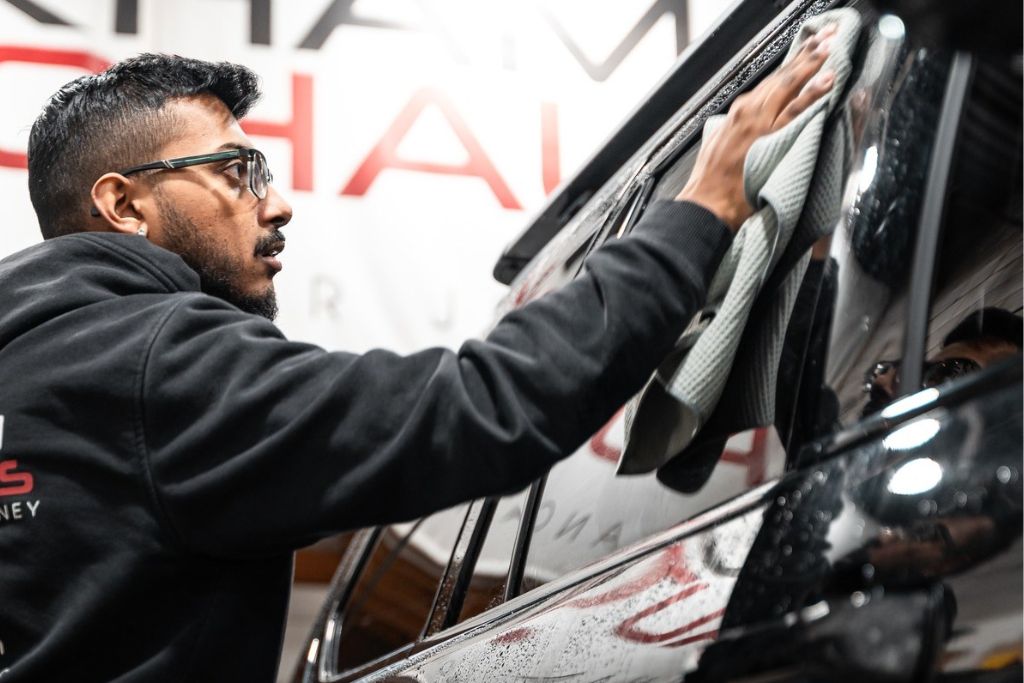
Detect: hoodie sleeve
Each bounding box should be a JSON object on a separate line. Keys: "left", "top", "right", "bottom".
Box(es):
{"left": 139, "top": 200, "right": 731, "bottom": 556}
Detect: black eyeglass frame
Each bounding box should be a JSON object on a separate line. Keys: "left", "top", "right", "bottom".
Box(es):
{"left": 117, "top": 148, "right": 273, "bottom": 200}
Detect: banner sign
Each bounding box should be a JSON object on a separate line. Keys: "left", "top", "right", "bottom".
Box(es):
{"left": 0, "top": 0, "right": 724, "bottom": 352}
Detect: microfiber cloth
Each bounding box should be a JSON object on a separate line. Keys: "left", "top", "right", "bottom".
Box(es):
{"left": 617, "top": 9, "right": 862, "bottom": 476}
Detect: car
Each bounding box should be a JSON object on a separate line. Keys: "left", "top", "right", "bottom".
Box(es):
{"left": 290, "top": 0, "right": 1023, "bottom": 680}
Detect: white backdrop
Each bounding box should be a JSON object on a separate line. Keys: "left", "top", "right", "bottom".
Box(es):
{"left": 0, "top": 0, "right": 727, "bottom": 353}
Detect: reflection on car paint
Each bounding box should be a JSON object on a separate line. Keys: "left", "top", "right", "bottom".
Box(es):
{"left": 370, "top": 508, "right": 763, "bottom": 682}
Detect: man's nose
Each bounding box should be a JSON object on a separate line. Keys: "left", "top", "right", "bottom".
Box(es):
{"left": 260, "top": 185, "right": 293, "bottom": 228}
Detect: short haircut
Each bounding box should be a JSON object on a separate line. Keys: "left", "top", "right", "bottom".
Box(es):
{"left": 27, "top": 53, "right": 261, "bottom": 239}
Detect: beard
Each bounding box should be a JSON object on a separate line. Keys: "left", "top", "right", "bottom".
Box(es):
{"left": 155, "top": 194, "right": 280, "bottom": 321}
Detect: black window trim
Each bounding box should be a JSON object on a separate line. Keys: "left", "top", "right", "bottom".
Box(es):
{"left": 421, "top": 496, "right": 496, "bottom": 637}
{"left": 898, "top": 51, "right": 976, "bottom": 396}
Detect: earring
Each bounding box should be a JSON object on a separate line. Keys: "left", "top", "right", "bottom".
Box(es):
{"left": 136, "top": 225, "right": 148, "bottom": 238}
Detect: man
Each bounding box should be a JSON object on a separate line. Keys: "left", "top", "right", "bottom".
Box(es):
{"left": 0, "top": 33, "right": 834, "bottom": 682}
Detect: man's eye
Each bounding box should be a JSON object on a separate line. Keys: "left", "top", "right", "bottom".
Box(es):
{"left": 222, "top": 162, "right": 244, "bottom": 179}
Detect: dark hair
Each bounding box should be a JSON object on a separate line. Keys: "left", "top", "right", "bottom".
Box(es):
{"left": 27, "top": 53, "right": 261, "bottom": 239}
{"left": 944, "top": 307, "right": 1024, "bottom": 349}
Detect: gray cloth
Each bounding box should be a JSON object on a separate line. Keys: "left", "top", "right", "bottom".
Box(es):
{"left": 618, "top": 8, "right": 861, "bottom": 475}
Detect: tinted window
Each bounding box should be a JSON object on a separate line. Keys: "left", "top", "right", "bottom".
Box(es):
{"left": 334, "top": 504, "right": 468, "bottom": 672}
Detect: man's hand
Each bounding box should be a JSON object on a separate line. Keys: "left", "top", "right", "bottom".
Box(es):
{"left": 677, "top": 25, "right": 837, "bottom": 231}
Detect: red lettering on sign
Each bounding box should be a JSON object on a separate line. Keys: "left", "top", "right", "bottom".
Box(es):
{"left": 0, "top": 459, "right": 34, "bottom": 497}
{"left": 540, "top": 101, "right": 561, "bottom": 195}
{"left": 0, "top": 46, "right": 110, "bottom": 169}
{"left": 241, "top": 73, "right": 315, "bottom": 192}
{"left": 341, "top": 87, "right": 522, "bottom": 210}
{"left": 721, "top": 427, "right": 769, "bottom": 486}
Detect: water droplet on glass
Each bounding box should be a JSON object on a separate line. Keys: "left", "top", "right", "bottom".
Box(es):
{"left": 782, "top": 544, "right": 793, "bottom": 556}
{"left": 777, "top": 495, "right": 788, "bottom": 506}
{"left": 862, "top": 563, "right": 876, "bottom": 580}
{"left": 954, "top": 491, "right": 968, "bottom": 507}
{"left": 996, "top": 466, "right": 1012, "bottom": 484}
{"left": 814, "top": 470, "right": 828, "bottom": 484}
{"left": 917, "top": 499, "right": 938, "bottom": 515}
{"left": 851, "top": 591, "right": 868, "bottom": 608}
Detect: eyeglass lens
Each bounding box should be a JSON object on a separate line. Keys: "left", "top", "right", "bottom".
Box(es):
{"left": 250, "top": 151, "right": 270, "bottom": 199}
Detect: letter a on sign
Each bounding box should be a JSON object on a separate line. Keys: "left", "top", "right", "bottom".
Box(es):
{"left": 341, "top": 87, "right": 522, "bottom": 210}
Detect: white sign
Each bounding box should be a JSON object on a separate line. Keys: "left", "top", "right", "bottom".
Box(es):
{"left": 0, "top": 0, "right": 727, "bottom": 354}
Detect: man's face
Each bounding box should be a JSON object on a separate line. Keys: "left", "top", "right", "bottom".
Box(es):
{"left": 138, "top": 94, "right": 293, "bottom": 319}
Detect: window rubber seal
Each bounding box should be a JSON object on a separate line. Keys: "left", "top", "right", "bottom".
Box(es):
{"left": 899, "top": 51, "right": 975, "bottom": 396}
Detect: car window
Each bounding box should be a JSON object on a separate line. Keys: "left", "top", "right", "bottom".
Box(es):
{"left": 332, "top": 504, "right": 468, "bottom": 673}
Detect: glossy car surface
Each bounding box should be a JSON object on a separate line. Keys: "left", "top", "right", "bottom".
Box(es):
{"left": 293, "top": 0, "right": 1023, "bottom": 680}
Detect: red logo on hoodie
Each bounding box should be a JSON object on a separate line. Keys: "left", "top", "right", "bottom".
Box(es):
{"left": 0, "top": 460, "right": 33, "bottom": 496}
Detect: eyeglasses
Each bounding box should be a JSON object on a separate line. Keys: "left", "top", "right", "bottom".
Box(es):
{"left": 118, "top": 147, "right": 273, "bottom": 200}
{"left": 863, "top": 357, "right": 981, "bottom": 394}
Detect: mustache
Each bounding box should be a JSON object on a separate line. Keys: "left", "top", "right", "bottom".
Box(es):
{"left": 254, "top": 230, "right": 286, "bottom": 256}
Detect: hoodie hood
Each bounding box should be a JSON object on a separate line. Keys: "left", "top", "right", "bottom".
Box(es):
{"left": 0, "top": 232, "right": 200, "bottom": 352}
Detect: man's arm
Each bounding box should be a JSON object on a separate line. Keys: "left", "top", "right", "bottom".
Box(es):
{"left": 140, "top": 38, "right": 834, "bottom": 557}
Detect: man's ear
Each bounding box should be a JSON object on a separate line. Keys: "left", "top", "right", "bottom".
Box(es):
{"left": 89, "top": 173, "right": 150, "bottom": 236}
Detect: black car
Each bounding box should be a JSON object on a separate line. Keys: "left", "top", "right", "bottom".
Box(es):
{"left": 292, "top": 0, "right": 1023, "bottom": 680}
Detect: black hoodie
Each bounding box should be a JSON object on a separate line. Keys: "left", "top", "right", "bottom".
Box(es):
{"left": 0, "top": 200, "right": 729, "bottom": 681}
